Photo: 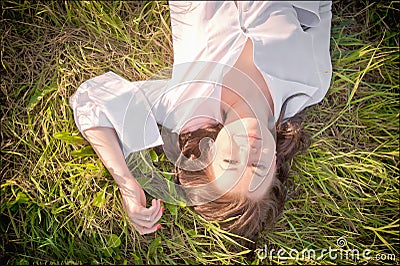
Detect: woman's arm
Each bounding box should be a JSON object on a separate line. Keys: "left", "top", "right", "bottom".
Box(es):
{"left": 84, "top": 127, "right": 163, "bottom": 234}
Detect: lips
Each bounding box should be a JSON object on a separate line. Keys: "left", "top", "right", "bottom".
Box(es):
{"left": 248, "top": 135, "right": 262, "bottom": 140}
{"left": 236, "top": 134, "right": 262, "bottom": 140}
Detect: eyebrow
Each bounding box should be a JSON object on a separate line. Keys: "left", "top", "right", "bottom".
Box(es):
{"left": 252, "top": 166, "right": 266, "bottom": 178}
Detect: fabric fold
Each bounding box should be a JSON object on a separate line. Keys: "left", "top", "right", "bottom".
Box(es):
{"left": 290, "top": 1, "right": 321, "bottom": 27}
{"left": 69, "top": 71, "right": 164, "bottom": 158}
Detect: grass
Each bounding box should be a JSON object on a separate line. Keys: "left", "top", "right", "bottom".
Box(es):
{"left": 0, "top": 0, "right": 399, "bottom": 264}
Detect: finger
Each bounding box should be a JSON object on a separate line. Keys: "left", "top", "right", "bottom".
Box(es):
{"left": 141, "top": 198, "right": 162, "bottom": 222}
{"left": 133, "top": 222, "right": 162, "bottom": 235}
{"left": 136, "top": 201, "right": 163, "bottom": 227}
{"left": 129, "top": 199, "right": 162, "bottom": 227}
{"left": 149, "top": 199, "right": 163, "bottom": 221}
{"left": 152, "top": 204, "right": 164, "bottom": 224}
{"left": 129, "top": 207, "right": 163, "bottom": 235}
{"left": 133, "top": 199, "right": 161, "bottom": 223}
{"left": 139, "top": 199, "right": 164, "bottom": 228}
{"left": 129, "top": 214, "right": 156, "bottom": 228}
{"left": 132, "top": 199, "right": 161, "bottom": 220}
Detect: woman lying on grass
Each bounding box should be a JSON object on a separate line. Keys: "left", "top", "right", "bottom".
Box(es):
{"left": 70, "top": 1, "right": 332, "bottom": 242}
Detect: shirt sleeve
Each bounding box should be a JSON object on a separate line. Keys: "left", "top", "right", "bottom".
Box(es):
{"left": 69, "top": 71, "right": 164, "bottom": 158}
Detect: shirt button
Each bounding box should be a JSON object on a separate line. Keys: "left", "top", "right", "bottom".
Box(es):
{"left": 241, "top": 26, "right": 248, "bottom": 33}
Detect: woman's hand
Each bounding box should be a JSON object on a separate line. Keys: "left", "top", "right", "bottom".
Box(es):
{"left": 119, "top": 182, "right": 164, "bottom": 235}
{"left": 83, "top": 127, "right": 164, "bottom": 235}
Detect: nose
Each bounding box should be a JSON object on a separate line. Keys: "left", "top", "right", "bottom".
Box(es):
{"left": 232, "top": 137, "right": 261, "bottom": 161}
{"left": 238, "top": 142, "right": 261, "bottom": 156}
{"left": 249, "top": 146, "right": 258, "bottom": 153}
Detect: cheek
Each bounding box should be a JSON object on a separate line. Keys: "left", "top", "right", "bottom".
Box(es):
{"left": 214, "top": 130, "right": 233, "bottom": 157}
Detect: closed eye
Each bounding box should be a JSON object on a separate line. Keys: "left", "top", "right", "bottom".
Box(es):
{"left": 220, "top": 159, "right": 239, "bottom": 170}
{"left": 223, "top": 159, "right": 238, "bottom": 164}
{"left": 251, "top": 163, "right": 267, "bottom": 170}
{"left": 252, "top": 163, "right": 268, "bottom": 177}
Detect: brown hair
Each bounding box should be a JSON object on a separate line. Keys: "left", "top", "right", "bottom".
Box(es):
{"left": 174, "top": 110, "right": 310, "bottom": 244}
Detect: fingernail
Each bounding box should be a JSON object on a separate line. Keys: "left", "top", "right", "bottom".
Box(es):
{"left": 157, "top": 224, "right": 162, "bottom": 230}
{"left": 161, "top": 207, "right": 165, "bottom": 212}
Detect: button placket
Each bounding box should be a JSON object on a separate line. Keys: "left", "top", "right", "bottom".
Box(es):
{"left": 242, "top": 1, "right": 250, "bottom": 12}
{"left": 237, "top": 2, "right": 248, "bottom": 34}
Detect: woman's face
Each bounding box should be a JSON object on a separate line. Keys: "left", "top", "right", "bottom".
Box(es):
{"left": 211, "top": 117, "right": 276, "bottom": 200}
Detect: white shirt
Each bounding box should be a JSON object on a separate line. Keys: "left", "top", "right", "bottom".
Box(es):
{"left": 69, "top": 1, "right": 332, "bottom": 158}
